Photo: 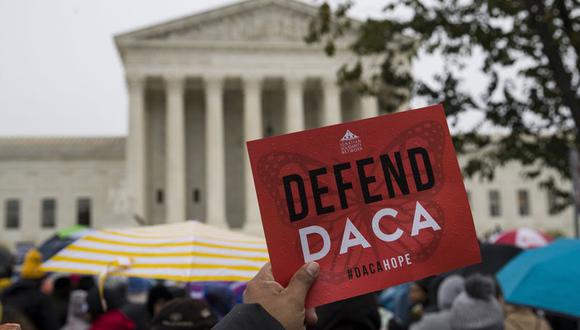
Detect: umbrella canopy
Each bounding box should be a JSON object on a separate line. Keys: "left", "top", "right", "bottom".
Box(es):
{"left": 460, "top": 242, "right": 523, "bottom": 276}
{"left": 41, "top": 221, "right": 268, "bottom": 282}
{"left": 38, "top": 225, "right": 92, "bottom": 261}
{"left": 489, "top": 227, "right": 553, "bottom": 249}
{"left": 497, "top": 239, "right": 580, "bottom": 318}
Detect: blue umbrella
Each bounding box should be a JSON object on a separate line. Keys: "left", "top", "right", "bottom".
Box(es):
{"left": 497, "top": 238, "right": 580, "bottom": 318}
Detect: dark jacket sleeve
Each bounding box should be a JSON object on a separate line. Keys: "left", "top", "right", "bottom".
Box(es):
{"left": 212, "top": 303, "right": 284, "bottom": 330}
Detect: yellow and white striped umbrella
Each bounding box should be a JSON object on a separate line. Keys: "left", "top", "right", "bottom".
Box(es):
{"left": 41, "top": 221, "right": 268, "bottom": 282}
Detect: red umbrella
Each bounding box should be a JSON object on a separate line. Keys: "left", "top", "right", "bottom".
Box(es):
{"left": 489, "top": 228, "right": 553, "bottom": 249}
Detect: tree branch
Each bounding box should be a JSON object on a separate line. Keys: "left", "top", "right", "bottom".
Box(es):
{"left": 530, "top": 2, "right": 580, "bottom": 140}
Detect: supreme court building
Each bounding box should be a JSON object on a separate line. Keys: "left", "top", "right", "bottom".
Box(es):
{"left": 0, "top": 0, "right": 573, "bottom": 250}
{"left": 115, "top": 0, "right": 403, "bottom": 233}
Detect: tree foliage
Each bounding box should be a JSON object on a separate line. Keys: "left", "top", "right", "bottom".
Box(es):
{"left": 306, "top": 0, "right": 580, "bottom": 212}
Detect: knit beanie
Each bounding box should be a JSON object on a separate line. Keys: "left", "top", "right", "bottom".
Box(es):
{"left": 151, "top": 298, "right": 218, "bottom": 330}
{"left": 20, "top": 249, "right": 45, "bottom": 280}
{"left": 438, "top": 275, "right": 465, "bottom": 310}
{"left": 450, "top": 274, "right": 504, "bottom": 330}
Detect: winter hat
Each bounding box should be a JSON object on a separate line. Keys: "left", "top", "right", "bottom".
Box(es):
{"left": 450, "top": 274, "right": 504, "bottom": 330}
{"left": 151, "top": 298, "right": 218, "bottom": 330}
{"left": 438, "top": 275, "right": 465, "bottom": 310}
{"left": 20, "top": 248, "right": 45, "bottom": 280}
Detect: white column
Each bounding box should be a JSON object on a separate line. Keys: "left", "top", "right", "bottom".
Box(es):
{"left": 285, "top": 77, "right": 305, "bottom": 133}
{"left": 322, "top": 77, "right": 342, "bottom": 125}
{"left": 205, "top": 76, "right": 228, "bottom": 228}
{"left": 360, "top": 94, "right": 379, "bottom": 119}
{"left": 165, "top": 75, "right": 186, "bottom": 223}
{"left": 126, "top": 74, "right": 148, "bottom": 223}
{"left": 243, "top": 77, "right": 263, "bottom": 234}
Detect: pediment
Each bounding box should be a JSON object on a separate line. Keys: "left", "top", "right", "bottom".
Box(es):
{"left": 117, "top": 0, "right": 321, "bottom": 44}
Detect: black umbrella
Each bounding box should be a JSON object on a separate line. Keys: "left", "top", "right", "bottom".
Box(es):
{"left": 460, "top": 243, "right": 523, "bottom": 276}
{"left": 37, "top": 225, "right": 91, "bottom": 262}
{"left": 38, "top": 235, "right": 77, "bottom": 262}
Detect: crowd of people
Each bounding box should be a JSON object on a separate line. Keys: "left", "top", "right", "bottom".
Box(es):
{"left": 0, "top": 249, "right": 577, "bottom": 330}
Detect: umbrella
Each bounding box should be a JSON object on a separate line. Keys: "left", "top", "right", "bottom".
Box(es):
{"left": 497, "top": 239, "right": 580, "bottom": 318}
{"left": 489, "top": 227, "right": 553, "bottom": 249}
{"left": 38, "top": 225, "right": 92, "bottom": 261}
{"left": 41, "top": 221, "right": 268, "bottom": 282}
{"left": 460, "top": 242, "right": 522, "bottom": 276}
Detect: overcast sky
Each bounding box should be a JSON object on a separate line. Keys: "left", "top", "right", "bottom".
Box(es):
{"left": 0, "top": 0, "right": 483, "bottom": 136}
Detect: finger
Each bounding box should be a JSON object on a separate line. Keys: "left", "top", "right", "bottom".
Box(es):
{"left": 284, "top": 262, "right": 320, "bottom": 303}
{"left": 305, "top": 308, "right": 318, "bottom": 326}
{"left": 254, "top": 262, "right": 274, "bottom": 281}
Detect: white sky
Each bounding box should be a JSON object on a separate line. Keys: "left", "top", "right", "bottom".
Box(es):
{"left": 0, "top": 0, "right": 485, "bottom": 136}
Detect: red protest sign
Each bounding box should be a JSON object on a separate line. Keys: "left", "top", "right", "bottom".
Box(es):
{"left": 247, "top": 104, "right": 480, "bottom": 307}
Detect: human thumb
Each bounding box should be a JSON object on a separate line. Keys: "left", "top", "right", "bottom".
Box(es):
{"left": 285, "top": 262, "right": 320, "bottom": 303}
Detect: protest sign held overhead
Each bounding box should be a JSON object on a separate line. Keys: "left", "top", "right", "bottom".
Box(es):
{"left": 247, "top": 104, "right": 480, "bottom": 307}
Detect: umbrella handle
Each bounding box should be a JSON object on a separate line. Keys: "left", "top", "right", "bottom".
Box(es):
{"left": 98, "top": 257, "right": 133, "bottom": 311}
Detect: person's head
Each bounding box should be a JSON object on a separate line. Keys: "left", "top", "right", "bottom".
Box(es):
{"left": 20, "top": 249, "right": 45, "bottom": 280}
{"left": 52, "top": 276, "right": 72, "bottom": 299}
{"left": 437, "top": 275, "right": 465, "bottom": 310}
{"left": 77, "top": 275, "right": 95, "bottom": 292}
{"left": 450, "top": 274, "right": 504, "bottom": 330}
{"left": 86, "top": 285, "right": 127, "bottom": 321}
{"left": 314, "top": 293, "right": 381, "bottom": 330}
{"left": 147, "top": 284, "right": 174, "bottom": 316}
{"left": 151, "top": 298, "right": 218, "bottom": 330}
{"left": 409, "top": 277, "right": 431, "bottom": 305}
{"left": 204, "top": 284, "right": 234, "bottom": 317}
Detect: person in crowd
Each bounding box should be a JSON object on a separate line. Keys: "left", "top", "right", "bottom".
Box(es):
{"left": 213, "top": 262, "right": 319, "bottom": 330}
{"left": 0, "top": 249, "right": 59, "bottom": 330}
{"left": 504, "top": 304, "right": 551, "bottom": 330}
{"left": 450, "top": 274, "right": 504, "bottom": 330}
{"left": 147, "top": 284, "right": 175, "bottom": 317}
{"left": 122, "top": 283, "right": 174, "bottom": 330}
{"left": 423, "top": 274, "right": 447, "bottom": 313}
{"left": 51, "top": 276, "right": 72, "bottom": 328}
{"left": 410, "top": 275, "right": 465, "bottom": 330}
{"left": 313, "top": 293, "right": 381, "bottom": 330}
{"left": 151, "top": 298, "right": 217, "bottom": 330}
{"left": 204, "top": 283, "right": 234, "bottom": 320}
{"left": 545, "top": 313, "right": 578, "bottom": 330}
{"left": 86, "top": 285, "right": 134, "bottom": 330}
{"left": 76, "top": 276, "right": 95, "bottom": 292}
{"left": 379, "top": 283, "right": 411, "bottom": 328}
{"left": 408, "top": 278, "right": 431, "bottom": 325}
{"left": 388, "top": 277, "right": 432, "bottom": 330}
{"left": 62, "top": 290, "right": 90, "bottom": 330}
{"left": 0, "top": 247, "right": 14, "bottom": 294}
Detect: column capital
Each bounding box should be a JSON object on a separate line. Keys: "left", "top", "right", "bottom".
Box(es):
{"left": 163, "top": 75, "right": 186, "bottom": 89}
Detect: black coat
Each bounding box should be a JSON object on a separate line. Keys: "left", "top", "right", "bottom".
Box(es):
{"left": 1, "top": 279, "right": 59, "bottom": 330}
{"left": 212, "top": 304, "right": 283, "bottom": 330}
